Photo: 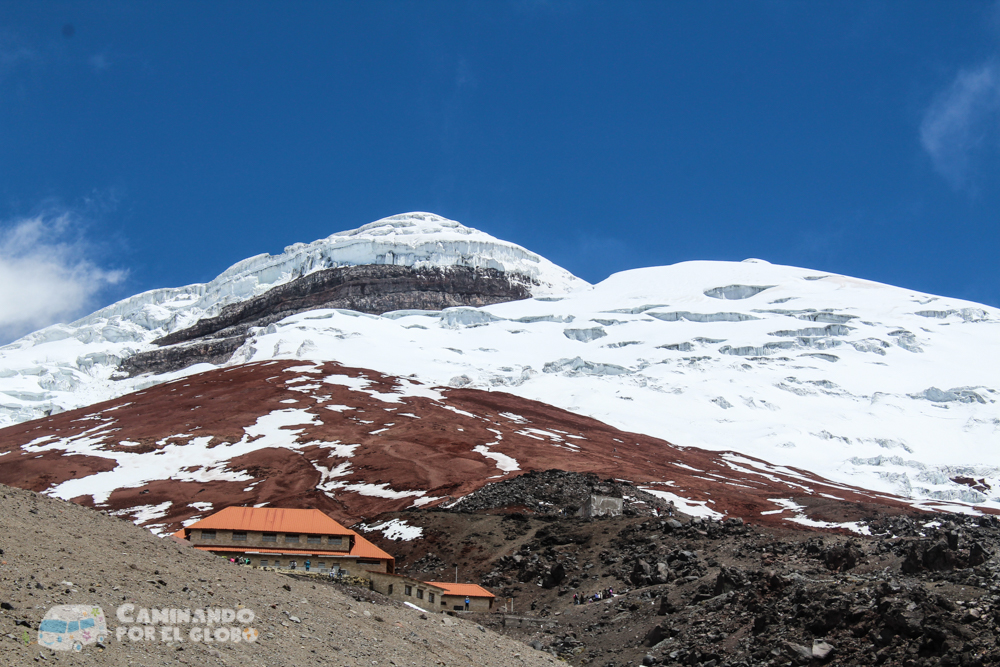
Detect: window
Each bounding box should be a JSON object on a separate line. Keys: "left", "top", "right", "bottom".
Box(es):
{"left": 453, "top": 606, "right": 463, "bottom": 611}
{"left": 262, "top": 533, "right": 276, "bottom": 542}
{"left": 329, "top": 536, "right": 342, "bottom": 546}
{"left": 284, "top": 534, "right": 299, "bottom": 543}
{"left": 273, "top": 560, "right": 281, "bottom": 567}
{"left": 404, "top": 586, "right": 412, "bottom": 596}
{"left": 416, "top": 589, "right": 424, "bottom": 600}
{"left": 259, "top": 560, "right": 268, "bottom": 567}
{"left": 388, "top": 584, "right": 393, "bottom": 595}
{"left": 316, "top": 561, "right": 325, "bottom": 568}
{"left": 441, "top": 600, "right": 447, "bottom": 606}
{"left": 40, "top": 620, "right": 67, "bottom": 633}
{"left": 356, "top": 559, "right": 380, "bottom": 565}
{"left": 428, "top": 593, "right": 435, "bottom": 603}
{"left": 232, "top": 531, "right": 247, "bottom": 541}
{"left": 307, "top": 535, "right": 321, "bottom": 544}
{"left": 200, "top": 530, "right": 216, "bottom": 540}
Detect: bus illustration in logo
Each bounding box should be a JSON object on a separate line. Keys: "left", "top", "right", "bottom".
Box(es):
{"left": 38, "top": 605, "right": 107, "bottom": 652}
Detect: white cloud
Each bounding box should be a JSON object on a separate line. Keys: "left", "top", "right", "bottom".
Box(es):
{"left": 920, "top": 59, "right": 1000, "bottom": 190}
{"left": 0, "top": 213, "right": 126, "bottom": 343}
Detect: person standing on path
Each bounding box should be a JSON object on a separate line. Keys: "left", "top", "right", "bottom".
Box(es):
{"left": 465, "top": 597, "right": 470, "bottom": 611}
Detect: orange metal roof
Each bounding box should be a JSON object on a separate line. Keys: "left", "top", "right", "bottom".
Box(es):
{"left": 183, "top": 507, "right": 353, "bottom": 535}
{"left": 426, "top": 582, "right": 495, "bottom": 598}
{"left": 346, "top": 532, "right": 395, "bottom": 561}
{"left": 363, "top": 571, "right": 446, "bottom": 588}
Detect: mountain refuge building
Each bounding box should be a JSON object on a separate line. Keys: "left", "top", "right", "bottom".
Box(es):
{"left": 174, "top": 507, "right": 394, "bottom": 575}
{"left": 175, "top": 506, "right": 497, "bottom": 612}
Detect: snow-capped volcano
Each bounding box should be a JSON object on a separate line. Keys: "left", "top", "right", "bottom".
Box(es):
{"left": 0, "top": 212, "right": 586, "bottom": 423}
{"left": 1, "top": 213, "right": 998, "bottom": 514}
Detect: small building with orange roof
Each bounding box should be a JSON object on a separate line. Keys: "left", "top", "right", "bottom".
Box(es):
{"left": 362, "top": 573, "right": 496, "bottom": 612}
{"left": 174, "top": 507, "right": 394, "bottom": 574}
{"left": 426, "top": 582, "right": 496, "bottom": 612}
{"left": 365, "top": 571, "right": 447, "bottom": 609}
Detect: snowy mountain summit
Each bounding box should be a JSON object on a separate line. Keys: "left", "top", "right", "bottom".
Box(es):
{"left": 257, "top": 211, "right": 586, "bottom": 296}
{"left": 1, "top": 213, "right": 999, "bottom": 515}
{"left": 0, "top": 212, "right": 586, "bottom": 422}
{"left": 81, "top": 210, "right": 585, "bottom": 332}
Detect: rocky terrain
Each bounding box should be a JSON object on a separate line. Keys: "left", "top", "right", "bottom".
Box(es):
{"left": 0, "top": 482, "right": 559, "bottom": 667}
{"left": 448, "top": 469, "right": 671, "bottom": 516}
{"left": 122, "top": 265, "right": 535, "bottom": 376}
{"left": 352, "top": 472, "right": 1000, "bottom": 667}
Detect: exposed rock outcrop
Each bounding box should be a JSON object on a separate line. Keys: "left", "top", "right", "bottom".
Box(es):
{"left": 121, "top": 265, "right": 534, "bottom": 376}
{"left": 451, "top": 469, "right": 670, "bottom": 516}
{"left": 118, "top": 335, "right": 246, "bottom": 377}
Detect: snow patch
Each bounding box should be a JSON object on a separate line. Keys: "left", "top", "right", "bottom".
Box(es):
{"left": 472, "top": 445, "right": 521, "bottom": 472}
{"left": 641, "top": 488, "right": 724, "bottom": 519}
{"left": 764, "top": 498, "right": 871, "bottom": 535}
{"left": 358, "top": 518, "right": 424, "bottom": 541}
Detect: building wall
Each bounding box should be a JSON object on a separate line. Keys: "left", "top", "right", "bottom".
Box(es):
{"left": 190, "top": 528, "right": 351, "bottom": 551}
{"left": 208, "top": 551, "right": 326, "bottom": 570}
{"left": 441, "top": 594, "right": 493, "bottom": 612}
{"left": 203, "top": 551, "right": 389, "bottom": 574}
{"left": 341, "top": 558, "right": 390, "bottom": 576}
{"left": 366, "top": 572, "right": 445, "bottom": 607}
{"left": 252, "top": 555, "right": 331, "bottom": 570}
{"left": 576, "top": 495, "right": 623, "bottom": 518}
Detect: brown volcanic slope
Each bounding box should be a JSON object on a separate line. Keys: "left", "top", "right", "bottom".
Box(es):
{"left": 0, "top": 360, "right": 923, "bottom": 534}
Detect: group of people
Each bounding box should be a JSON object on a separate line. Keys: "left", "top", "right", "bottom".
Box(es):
{"left": 226, "top": 557, "right": 316, "bottom": 571}
{"left": 572, "top": 587, "right": 614, "bottom": 604}
{"left": 654, "top": 501, "right": 676, "bottom": 518}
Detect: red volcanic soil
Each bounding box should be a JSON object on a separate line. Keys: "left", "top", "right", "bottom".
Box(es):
{"left": 0, "top": 360, "right": 923, "bottom": 533}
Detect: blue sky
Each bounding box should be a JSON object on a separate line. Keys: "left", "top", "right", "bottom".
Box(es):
{"left": 1, "top": 1, "right": 999, "bottom": 342}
